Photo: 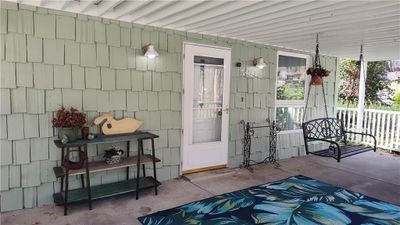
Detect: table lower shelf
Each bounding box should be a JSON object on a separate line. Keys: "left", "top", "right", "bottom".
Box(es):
{"left": 53, "top": 177, "right": 160, "bottom": 205}
{"left": 53, "top": 154, "right": 161, "bottom": 177}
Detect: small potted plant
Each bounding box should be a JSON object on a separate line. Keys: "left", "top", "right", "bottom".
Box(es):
{"left": 307, "top": 36, "right": 331, "bottom": 85}
{"left": 52, "top": 107, "right": 86, "bottom": 142}
{"left": 103, "top": 146, "right": 124, "bottom": 164}
{"left": 306, "top": 66, "right": 330, "bottom": 85}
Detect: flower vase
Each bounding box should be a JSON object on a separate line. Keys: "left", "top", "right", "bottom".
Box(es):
{"left": 311, "top": 75, "right": 322, "bottom": 85}
{"left": 58, "top": 128, "right": 79, "bottom": 142}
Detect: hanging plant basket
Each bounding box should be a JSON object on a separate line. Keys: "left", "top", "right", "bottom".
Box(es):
{"left": 307, "top": 67, "right": 330, "bottom": 85}
{"left": 311, "top": 75, "right": 323, "bottom": 85}
{"left": 306, "top": 36, "right": 331, "bottom": 86}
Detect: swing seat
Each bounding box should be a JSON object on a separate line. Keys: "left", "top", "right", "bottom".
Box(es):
{"left": 302, "top": 118, "right": 377, "bottom": 162}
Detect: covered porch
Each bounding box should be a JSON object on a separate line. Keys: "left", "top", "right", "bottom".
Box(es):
{"left": 1, "top": 0, "right": 399, "bottom": 224}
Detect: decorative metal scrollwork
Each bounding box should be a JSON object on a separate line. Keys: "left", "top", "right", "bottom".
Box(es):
{"left": 303, "top": 117, "right": 344, "bottom": 140}
{"left": 240, "top": 118, "right": 280, "bottom": 171}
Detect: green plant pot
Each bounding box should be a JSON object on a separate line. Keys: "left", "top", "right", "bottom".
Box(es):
{"left": 58, "top": 128, "right": 79, "bottom": 142}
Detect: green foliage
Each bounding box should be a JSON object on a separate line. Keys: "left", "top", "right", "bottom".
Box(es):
{"left": 277, "top": 81, "right": 305, "bottom": 100}
{"left": 337, "top": 102, "right": 400, "bottom": 111}
{"left": 393, "top": 91, "right": 400, "bottom": 108}
{"left": 365, "top": 61, "right": 391, "bottom": 104}
{"left": 339, "top": 59, "right": 392, "bottom": 106}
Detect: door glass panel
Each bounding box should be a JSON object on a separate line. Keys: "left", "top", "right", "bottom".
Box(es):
{"left": 192, "top": 56, "right": 224, "bottom": 144}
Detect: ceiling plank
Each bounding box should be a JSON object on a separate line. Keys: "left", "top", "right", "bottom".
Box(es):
{"left": 12, "top": 0, "right": 40, "bottom": 6}
{"left": 253, "top": 17, "right": 400, "bottom": 44}
{"left": 249, "top": 17, "right": 400, "bottom": 44}
{"left": 189, "top": 0, "right": 315, "bottom": 32}
{"left": 169, "top": 1, "right": 261, "bottom": 29}
{"left": 144, "top": 0, "right": 206, "bottom": 25}
{"left": 218, "top": 1, "right": 381, "bottom": 36}
{"left": 107, "top": 0, "right": 151, "bottom": 20}
{"left": 155, "top": 1, "right": 227, "bottom": 27}
{"left": 75, "top": 0, "right": 98, "bottom": 13}
{"left": 271, "top": 28, "right": 400, "bottom": 47}
{"left": 126, "top": 0, "right": 176, "bottom": 23}
{"left": 60, "top": 0, "right": 76, "bottom": 10}
{"left": 227, "top": 3, "right": 400, "bottom": 40}
{"left": 182, "top": 0, "right": 272, "bottom": 31}
{"left": 85, "top": 0, "right": 125, "bottom": 17}
{"left": 196, "top": 0, "right": 351, "bottom": 34}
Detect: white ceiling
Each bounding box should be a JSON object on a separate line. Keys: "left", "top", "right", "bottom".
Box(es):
{"left": 8, "top": 0, "right": 400, "bottom": 61}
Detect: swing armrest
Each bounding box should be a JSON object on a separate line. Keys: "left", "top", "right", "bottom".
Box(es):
{"left": 343, "top": 131, "right": 377, "bottom": 150}
{"left": 305, "top": 137, "right": 341, "bottom": 149}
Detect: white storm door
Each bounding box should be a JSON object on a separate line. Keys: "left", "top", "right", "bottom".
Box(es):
{"left": 182, "top": 43, "right": 231, "bottom": 173}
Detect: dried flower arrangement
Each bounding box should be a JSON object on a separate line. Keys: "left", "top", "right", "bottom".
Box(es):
{"left": 52, "top": 107, "right": 87, "bottom": 128}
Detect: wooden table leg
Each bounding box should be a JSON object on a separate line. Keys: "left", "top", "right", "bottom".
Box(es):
{"left": 84, "top": 145, "right": 92, "bottom": 210}
{"left": 151, "top": 138, "right": 158, "bottom": 195}
{"left": 63, "top": 148, "right": 70, "bottom": 216}
{"left": 135, "top": 141, "right": 141, "bottom": 200}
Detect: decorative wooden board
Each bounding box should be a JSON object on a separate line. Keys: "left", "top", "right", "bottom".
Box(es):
{"left": 93, "top": 114, "right": 143, "bottom": 135}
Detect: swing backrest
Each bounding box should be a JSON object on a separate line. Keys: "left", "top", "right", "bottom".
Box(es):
{"left": 302, "top": 117, "right": 345, "bottom": 141}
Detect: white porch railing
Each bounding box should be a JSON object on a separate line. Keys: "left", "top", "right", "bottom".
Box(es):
{"left": 337, "top": 107, "right": 400, "bottom": 151}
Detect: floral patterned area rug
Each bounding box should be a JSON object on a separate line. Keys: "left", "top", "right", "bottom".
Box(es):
{"left": 138, "top": 175, "right": 400, "bottom": 225}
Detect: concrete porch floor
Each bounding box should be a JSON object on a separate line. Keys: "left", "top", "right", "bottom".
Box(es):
{"left": 2, "top": 151, "right": 399, "bottom": 225}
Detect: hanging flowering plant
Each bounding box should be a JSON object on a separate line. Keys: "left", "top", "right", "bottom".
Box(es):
{"left": 306, "top": 67, "right": 331, "bottom": 77}
{"left": 307, "top": 36, "right": 331, "bottom": 78}
{"left": 52, "top": 107, "right": 86, "bottom": 128}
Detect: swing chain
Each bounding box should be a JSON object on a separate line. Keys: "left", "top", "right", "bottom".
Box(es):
{"left": 321, "top": 80, "right": 329, "bottom": 118}
{"left": 303, "top": 80, "right": 329, "bottom": 122}
{"left": 303, "top": 33, "right": 329, "bottom": 122}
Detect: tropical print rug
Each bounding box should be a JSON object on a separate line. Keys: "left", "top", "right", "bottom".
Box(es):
{"left": 138, "top": 175, "right": 400, "bottom": 225}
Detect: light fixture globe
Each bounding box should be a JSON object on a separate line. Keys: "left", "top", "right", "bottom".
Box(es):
{"left": 143, "top": 44, "right": 159, "bottom": 59}
{"left": 254, "top": 57, "right": 266, "bottom": 69}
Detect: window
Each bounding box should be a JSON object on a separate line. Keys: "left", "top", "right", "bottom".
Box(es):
{"left": 275, "top": 52, "right": 309, "bottom": 132}
{"left": 192, "top": 56, "right": 224, "bottom": 143}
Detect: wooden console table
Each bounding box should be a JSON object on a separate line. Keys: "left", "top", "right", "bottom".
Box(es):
{"left": 52, "top": 131, "right": 160, "bottom": 215}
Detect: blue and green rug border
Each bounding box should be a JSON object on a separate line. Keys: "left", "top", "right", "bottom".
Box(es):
{"left": 138, "top": 175, "right": 400, "bottom": 225}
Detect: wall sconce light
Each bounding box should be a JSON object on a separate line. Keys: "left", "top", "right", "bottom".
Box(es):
{"left": 142, "top": 44, "right": 159, "bottom": 59}
{"left": 253, "top": 57, "right": 266, "bottom": 69}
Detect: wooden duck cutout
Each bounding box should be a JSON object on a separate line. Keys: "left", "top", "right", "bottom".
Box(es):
{"left": 93, "top": 114, "right": 143, "bottom": 135}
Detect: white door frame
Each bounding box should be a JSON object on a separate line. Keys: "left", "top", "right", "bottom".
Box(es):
{"left": 181, "top": 42, "right": 231, "bottom": 174}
